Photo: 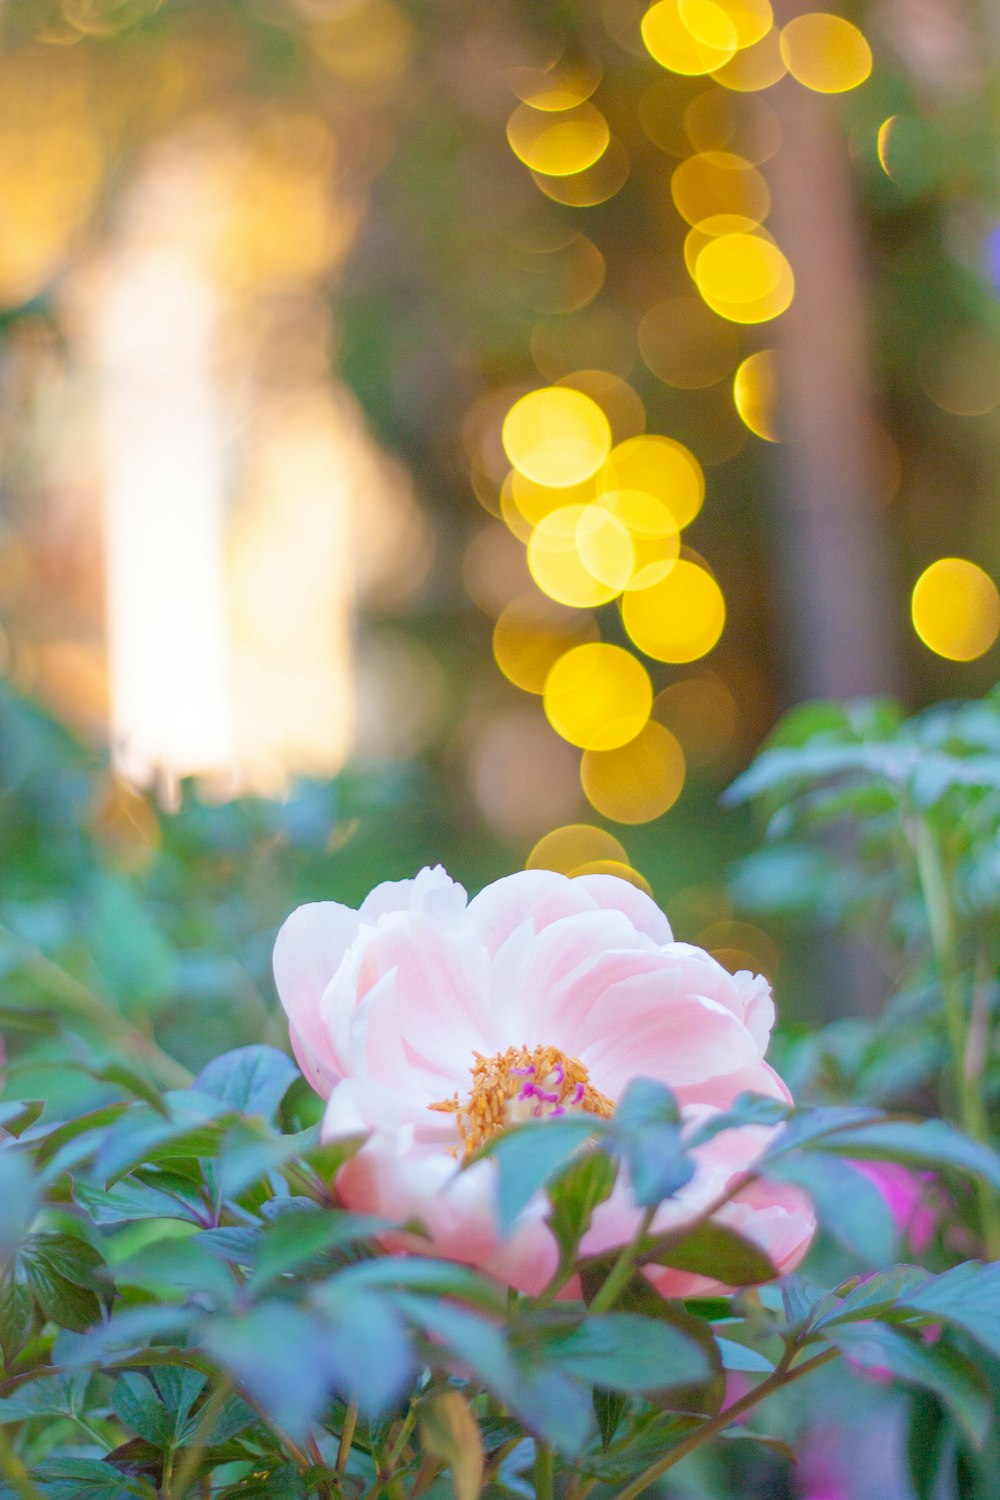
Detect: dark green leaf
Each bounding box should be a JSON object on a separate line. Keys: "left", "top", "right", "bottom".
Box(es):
{"left": 547, "top": 1149, "right": 617, "bottom": 1265}
{"left": 203, "top": 1301, "right": 337, "bottom": 1439}
{"left": 593, "top": 1387, "right": 626, "bottom": 1449}
{"left": 0, "top": 1100, "right": 43, "bottom": 1136}
{"left": 543, "top": 1313, "right": 713, "bottom": 1394}
{"left": 808, "top": 1119, "right": 1000, "bottom": 1193}
{"left": 0, "top": 1268, "right": 33, "bottom": 1365}
{"left": 900, "top": 1262, "right": 1000, "bottom": 1359}
{"left": 32, "top": 1457, "right": 157, "bottom": 1499}
{"left": 113, "top": 1372, "right": 173, "bottom": 1446}
{"left": 642, "top": 1220, "right": 777, "bottom": 1286}
{"left": 250, "top": 1206, "right": 392, "bottom": 1290}
{"left": 317, "top": 1286, "right": 414, "bottom": 1416}
{"left": 814, "top": 1265, "right": 931, "bottom": 1328}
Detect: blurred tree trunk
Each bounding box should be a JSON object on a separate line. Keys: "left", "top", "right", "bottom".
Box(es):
{"left": 766, "top": 50, "right": 900, "bottom": 1017}
{"left": 767, "top": 65, "right": 901, "bottom": 701}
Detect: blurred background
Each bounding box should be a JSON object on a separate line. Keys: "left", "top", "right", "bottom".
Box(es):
{"left": 2, "top": 0, "right": 1000, "bottom": 1076}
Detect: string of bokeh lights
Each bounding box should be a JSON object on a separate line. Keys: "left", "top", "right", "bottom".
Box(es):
{"left": 463, "top": 0, "right": 1000, "bottom": 896}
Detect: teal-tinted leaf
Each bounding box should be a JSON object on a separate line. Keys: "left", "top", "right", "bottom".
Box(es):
{"left": 112, "top": 1372, "right": 172, "bottom": 1446}
{"left": 319, "top": 1287, "right": 414, "bottom": 1416}
{"left": 22, "top": 1232, "right": 106, "bottom": 1293}
{"left": 714, "top": 1337, "right": 775, "bottom": 1372}
{"left": 74, "top": 1175, "right": 205, "bottom": 1226}
{"left": 642, "top": 1220, "right": 777, "bottom": 1286}
{"left": 391, "top": 1291, "right": 515, "bottom": 1400}
{"left": 900, "top": 1262, "right": 1000, "bottom": 1359}
{"left": 547, "top": 1149, "right": 617, "bottom": 1265}
{"left": 90, "top": 1064, "right": 169, "bottom": 1116}
{"left": 203, "top": 1301, "right": 337, "bottom": 1439}
{"left": 95, "top": 1094, "right": 231, "bottom": 1186}
{"left": 195, "top": 1046, "right": 299, "bottom": 1122}
{"left": 613, "top": 1078, "right": 681, "bottom": 1131}
{"left": 330, "top": 1254, "right": 508, "bottom": 1313}
{"left": 543, "top": 1313, "right": 712, "bottom": 1394}
{"left": 35, "top": 1103, "right": 132, "bottom": 1167}
{"left": 779, "top": 1275, "right": 827, "bottom": 1333}
{"left": 113, "top": 1235, "right": 237, "bottom": 1304}
{"left": 826, "top": 1323, "right": 991, "bottom": 1447}
{"left": 32, "top": 1456, "right": 158, "bottom": 1499}
{"left": 507, "top": 1362, "right": 593, "bottom": 1455}
{"left": 152, "top": 1365, "right": 207, "bottom": 1440}
{"left": 0, "top": 1373, "right": 92, "bottom": 1424}
{"left": 478, "top": 1117, "right": 610, "bottom": 1236}
{"left": 22, "top": 1250, "right": 101, "bottom": 1333}
{"left": 807, "top": 1119, "right": 1000, "bottom": 1193}
{"left": 609, "top": 1085, "right": 692, "bottom": 1209}
{"left": 216, "top": 1129, "right": 309, "bottom": 1198}
{"left": 250, "top": 1206, "right": 391, "bottom": 1291}
{"left": 763, "top": 1154, "right": 896, "bottom": 1265}
{"left": 200, "top": 1393, "right": 257, "bottom": 1446}
{"left": 60, "top": 1305, "right": 197, "bottom": 1365}
{"left": 685, "top": 1093, "right": 790, "bottom": 1149}
{"left": 0, "top": 1147, "right": 35, "bottom": 1257}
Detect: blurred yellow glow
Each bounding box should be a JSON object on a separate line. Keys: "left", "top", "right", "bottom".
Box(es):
{"left": 508, "top": 468, "right": 599, "bottom": 527}
{"left": 603, "top": 434, "right": 705, "bottom": 529}
{"left": 711, "top": 28, "right": 787, "bottom": 89}
{"left": 683, "top": 213, "right": 763, "bottom": 278}
{"left": 506, "top": 232, "right": 606, "bottom": 315}
{"left": 911, "top": 559, "right": 1000, "bottom": 662}
{"left": 499, "top": 478, "right": 535, "bottom": 542}
{"left": 571, "top": 859, "right": 654, "bottom": 894}
{"left": 654, "top": 673, "right": 738, "bottom": 765}
{"left": 640, "top": 297, "right": 740, "bottom": 389}
{"left": 698, "top": 919, "right": 780, "bottom": 975}
{"left": 876, "top": 116, "right": 896, "bottom": 176}
{"left": 642, "top": 0, "right": 737, "bottom": 75}
{"left": 672, "top": 151, "right": 770, "bottom": 227}
{"left": 684, "top": 88, "right": 781, "bottom": 162}
{"left": 677, "top": 0, "right": 738, "bottom": 53}
{"left": 506, "top": 102, "right": 611, "bottom": 176}
{"left": 556, "top": 369, "right": 647, "bottom": 444}
{"left": 503, "top": 386, "right": 612, "bottom": 487}
{"left": 543, "top": 642, "right": 653, "bottom": 749}
{"left": 527, "top": 822, "right": 630, "bottom": 873}
{"left": 598, "top": 488, "right": 681, "bottom": 587}
{"left": 695, "top": 233, "right": 794, "bottom": 322}
{"left": 528, "top": 505, "right": 633, "bottom": 606}
{"left": 493, "top": 594, "right": 600, "bottom": 693}
{"left": 711, "top": 0, "right": 773, "bottom": 49}
{"left": 308, "top": 0, "right": 412, "bottom": 87}
{"left": 918, "top": 331, "right": 1000, "bottom": 417}
{"left": 622, "top": 559, "right": 726, "bottom": 662}
{"left": 779, "top": 13, "right": 872, "bottom": 93}
{"left": 581, "top": 720, "right": 686, "bottom": 822}
{"left": 532, "top": 137, "right": 631, "bottom": 206}
{"left": 508, "top": 55, "right": 602, "bottom": 110}
{"left": 733, "top": 349, "right": 780, "bottom": 440}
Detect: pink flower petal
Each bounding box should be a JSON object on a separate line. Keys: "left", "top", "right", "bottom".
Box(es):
{"left": 569, "top": 874, "right": 674, "bottom": 944}
{"left": 272, "top": 901, "right": 360, "bottom": 1097}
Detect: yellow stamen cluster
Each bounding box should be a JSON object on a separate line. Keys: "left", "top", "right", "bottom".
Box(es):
{"left": 429, "top": 1043, "right": 614, "bottom": 1159}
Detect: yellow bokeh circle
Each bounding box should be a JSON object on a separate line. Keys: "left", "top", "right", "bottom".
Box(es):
{"left": 642, "top": 0, "right": 737, "bottom": 75}
{"left": 779, "top": 13, "right": 872, "bottom": 94}
{"left": 581, "top": 720, "right": 687, "bottom": 823}
{"left": 694, "top": 232, "right": 794, "bottom": 322}
{"left": 528, "top": 504, "right": 632, "bottom": 607}
{"left": 526, "top": 822, "right": 629, "bottom": 874}
{"left": 503, "top": 386, "right": 612, "bottom": 488}
{"left": 543, "top": 642, "right": 653, "bottom": 749}
{"left": 570, "top": 858, "right": 653, "bottom": 894}
{"left": 493, "top": 594, "right": 600, "bottom": 694}
{"left": 602, "top": 434, "right": 705, "bottom": 530}
{"left": 671, "top": 150, "right": 771, "bottom": 227}
{"left": 712, "top": 28, "right": 787, "bottom": 90}
{"left": 622, "top": 558, "right": 726, "bottom": 662}
{"left": 506, "top": 101, "right": 611, "bottom": 175}
{"left": 733, "top": 349, "right": 780, "bottom": 440}
{"left": 911, "top": 558, "right": 1000, "bottom": 663}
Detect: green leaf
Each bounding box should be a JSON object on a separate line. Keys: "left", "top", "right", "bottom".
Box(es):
{"left": 203, "top": 1301, "right": 337, "bottom": 1439}
{"left": 547, "top": 1149, "right": 617, "bottom": 1266}
{"left": 814, "top": 1265, "right": 931, "bottom": 1328}
{"left": 21, "top": 1236, "right": 104, "bottom": 1333}
{"left": 542, "top": 1313, "right": 713, "bottom": 1394}
{"left": 390, "top": 1291, "right": 514, "bottom": 1400}
{"left": 825, "top": 1323, "right": 991, "bottom": 1447}
{"left": 613, "top": 1078, "right": 681, "bottom": 1131}
{"left": 317, "top": 1286, "right": 414, "bottom": 1416}
{"left": 478, "top": 1117, "right": 609, "bottom": 1236}
{"left": 331, "top": 1256, "right": 508, "bottom": 1314}
{"left": 0, "top": 1372, "right": 92, "bottom": 1424}
{"left": 249, "top": 1205, "right": 392, "bottom": 1291}
{"left": 0, "top": 1099, "right": 43, "bottom": 1136}
{"left": 507, "top": 1361, "right": 594, "bottom": 1455}
{"left": 21, "top": 1232, "right": 106, "bottom": 1293}
{"left": 642, "top": 1220, "right": 777, "bottom": 1286}
{"left": 807, "top": 1119, "right": 1000, "bottom": 1193}
{"left": 195, "top": 1046, "right": 299, "bottom": 1122}
{"left": 112, "top": 1236, "right": 237, "bottom": 1305}
{"left": 0, "top": 1268, "right": 34, "bottom": 1365}
{"left": 112, "top": 1371, "right": 173, "bottom": 1447}
{"left": 74, "top": 1175, "right": 205, "bottom": 1226}
{"left": 95, "top": 1094, "right": 232, "bottom": 1186}
{"left": 153, "top": 1365, "right": 208, "bottom": 1442}
{"left": 419, "top": 1389, "right": 484, "bottom": 1500}
{"left": 900, "top": 1262, "right": 1000, "bottom": 1359}
{"left": 593, "top": 1387, "right": 626, "bottom": 1450}
{"left": 714, "top": 1337, "right": 775, "bottom": 1372}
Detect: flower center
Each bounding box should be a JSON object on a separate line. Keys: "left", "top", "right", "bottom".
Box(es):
{"left": 429, "top": 1044, "right": 614, "bottom": 1158}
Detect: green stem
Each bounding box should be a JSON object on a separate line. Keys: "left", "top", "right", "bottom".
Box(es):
{"left": 911, "top": 819, "right": 1000, "bottom": 1258}
{"left": 382, "top": 1402, "right": 418, "bottom": 1475}
{"left": 167, "top": 1377, "right": 233, "bottom": 1499}
{"left": 0, "top": 1427, "right": 46, "bottom": 1500}
{"left": 608, "top": 1345, "right": 839, "bottom": 1500}
{"left": 337, "top": 1399, "right": 359, "bottom": 1474}
{"left": 533, "top": 1438, "right": 554, "bottom": 1500}
{"left": 0, "top": 921, "right": 191, "bottom": 1089}
{"left": 588, "top": 1206, "right": 657, "bottom": 1313}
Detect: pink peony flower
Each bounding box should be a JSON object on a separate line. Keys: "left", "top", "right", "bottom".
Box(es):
{"left": 273, "top": 865, "right": 815, "bottom": 1296}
